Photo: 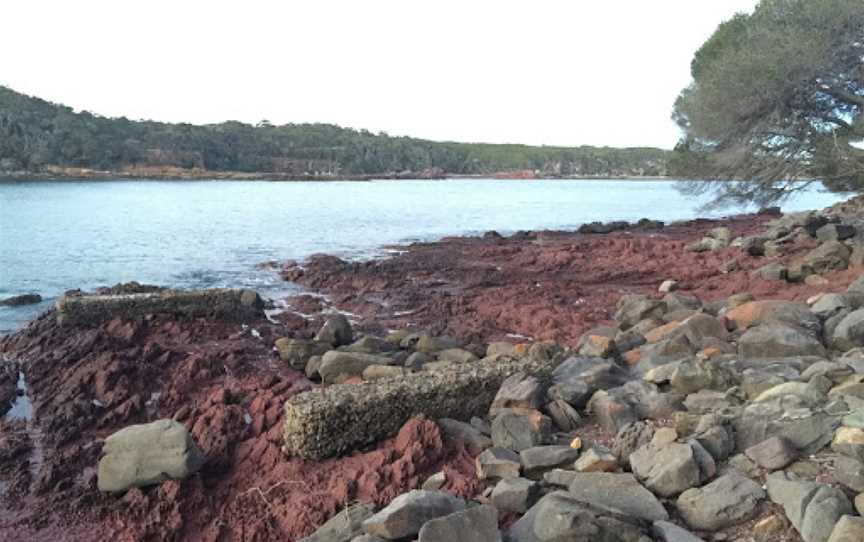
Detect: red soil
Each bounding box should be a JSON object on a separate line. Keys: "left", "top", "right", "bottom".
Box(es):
{"left": 282, "top": 213, "right": 861, "bottom": 347}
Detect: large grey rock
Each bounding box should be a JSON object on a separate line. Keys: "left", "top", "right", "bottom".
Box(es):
{"left": 491, "top": 477, "right": 539, "bottom": 513}
{"left": 437, "top": 418, "right": 492, "bottom": 454}
{"left": 802, "top": 240, "right": 851, "bottom": 273}
{"left": 832, "top": 426, "right": 864, "bottom": 462}
{"left": 519, "top": 445, "right": 580, "bottom": 475}
{"left": 615, "top": 295, "right": 666, "bottom": 330}
{"left": 567, "top": 472, "right": 668, "bottom": 521}
{"left": 738, "top": 322, "right": 826, "bottom": 359}
{"left": 630, "top": 440, "right": 705, "bottom": 497}
{"left": 816, "top": 224, "right": 856, "bottom": 242}
{"left": 506, "top": 491, "right": 646, "bottom": 542}
{"left": 612, "top": 421, "right": 655, "bottom": 469}
{"left": 97, "top": 419, "right": 204, "bottom": 493}
{"left": 586, "top": 389, "right": 637, "bottom": 434}
{"left": 651, "top": 521, "right": 704, "bottom": 542}
{"left": 299, "top": 503, "right": 375, "bottom": 542}
{"left": 418, "top": 504, "right": 500, "bottom": 542}
{"left": 362, "top": 490, "right": 465, "bottom": 540}
{"left": 275, "top": 338, "right": 332, "bottom": 370}
{"left": 745, "top": 437, "right": 799, "bottom": 470}
{"left": 733, "top": 398, "right": 841, "bottom": 454}
{"left": 548, "top": 356, "right": 629, "bottom": 408}
{"left": 319, "top": 351, "right": 395, "bottom": 384}
{"left": 489, "top": 372, "right": 543, "bottom": 416}
{"left": 832, "top": 309, "right": 864, "bottom": 351}
{"left": 833, "top": 455, "right": 864, "bottom": 492}
{"left": 476, "top": 447, "right": 522, "bottom": 480}
{"left": 315, "top": 314, "right": 354, "bottom": 346}
{"left": 676, "top": 472, "right": 765, "bottom": 530}
{"left": 828, "top": 515, "right": 864, "bottom": 542}
{"left": 767, "top": 472, "right": 854, "bottom": 542}
{"left": 491, "top": 410, "right": 553, "bottom": 452}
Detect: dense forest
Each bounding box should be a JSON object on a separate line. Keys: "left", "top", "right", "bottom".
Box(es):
{"left": 0, "top": 86, "right": 669, "bottom": 179}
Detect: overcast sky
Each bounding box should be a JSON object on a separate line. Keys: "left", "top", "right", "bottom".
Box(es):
{"left": 2, "top": 0, "right": 759, "bottom": 149}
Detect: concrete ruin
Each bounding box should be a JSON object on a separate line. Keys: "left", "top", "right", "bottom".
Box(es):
{"left": 282, "top": 357, "right": 558, "bottom": 460}
{"left": 55, "top": 288, "right": 264, "bottom": 326}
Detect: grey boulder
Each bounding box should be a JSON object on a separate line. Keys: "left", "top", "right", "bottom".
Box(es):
{"left": 362, "top": 490, "right": 465, "bottom": 540}
{"left": 418, "top": 504, "right": 500, "bottom": 542}
{"left": 676, "top": 472, "right": 765, "bottom": 531}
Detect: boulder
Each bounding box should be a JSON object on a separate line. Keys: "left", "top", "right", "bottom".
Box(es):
{"left": 417, "top": 504, "right": 500, "bottom": 542}
{"left": 738, "top": 322, "right": 826, "bottom": 359}
{"left": 630, "top": 439, "right": 708, "bottom": 498}
{"left": 676, "top": 472, "right": 765, "bottom": 531}
{"left": 548, "top": 357, "right": 629, "bottom": 408}
{"left": 615, "top": 295, "right": 666, "bottom": 330}
{"left": 567, "top": 472, "right": 668, "bottom": 521}
{"left": 745, "top": 437, "right": 799, "bottom": 470}
{"left": 545, "top": 399, "right": 581, "bottom": 432}
{"left": 611, "top": 421, "right": 655, "bottom": 469}
{"left": 767, "top": 472, "right": 853, "bottom": 542}
{"left": 733, "top": 398, "right": 841, "bottom": 454}
{"left": 437, "top": 418, "right": 492, "bottom": 454}
{"left": 436, "top": 348, "right": 479, "bottom": 364}
{"left": 0, "top": 293, "right": 42, "bottom": 306}
{"left": 344, "top": 335, "right": 398, "bottom": 354}
{"left": 519, "top": 445, "right": 580, "bottom": 475}
{"left": 316, "top": 314, "right": 354, "bottom": 347}
{"left": 828, "top": 516, "right": 864, "bottom": 542}
{"left": 97, "top": 419, "right": 205, "bottom": 492}
{"left": 415, "top": 335, "right": 461, "bottom": 353}
{"left": 362, "top": 490, "right": 465, "bottom": 540}
{"left": 832, "top": 309, "right": 864, "bottom": 351}
{"left": 275, "top": 338, "right": 332, "bottom": 370}
{"left": 491, "top": 477, "right": 539, "bottom": 513}
{"left": 725, "top": 300, "right": 820, "bottom": 333}
{"left": 491, "top": 409, "right": 553, "bottom": 452}
{"left": 586, "top": 390, "right": 636, "bottom": 434}
{"left": 476, "top": 447, "right": 521, "bottom": 480}
{"left": 319, "top": 351, "right": 395, "bottom": 384}
{"left": 801, "top": 240, "right": 851, "bottom": 273}
{"left": 489, "top": 372, "right": 543, "bottom": 416}
{"left": 816, "top": 223, "right": 856, "bottom": 242}
{"left": 298, "top": 503, "right": 375, "bottom": 542}
{"left": 506, "top": 491, "right": 646, "bottom": 542}
{"left": 362, "top": 365, "right": 409, "bottom": 381}
{"left": 833, "top": 455, "right": 864, "bottom": 492}
{"left": 651, "top": 521, "right": 705, "bottom": 542}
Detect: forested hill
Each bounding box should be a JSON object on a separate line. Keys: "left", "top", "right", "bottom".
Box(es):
{"left": 0, "top": 86, "right": 669, "bottom": 179}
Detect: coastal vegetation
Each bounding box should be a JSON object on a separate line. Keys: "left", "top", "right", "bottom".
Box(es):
{"left": 0, "top": 86, "right": 667, "bottom": 179}
{"left": 671, "top": 0, "right": 864, "bottom": 206}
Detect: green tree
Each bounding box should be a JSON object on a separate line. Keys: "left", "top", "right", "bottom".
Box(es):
{"left": 672, "top": 0, "right": 864, "bottom": 207}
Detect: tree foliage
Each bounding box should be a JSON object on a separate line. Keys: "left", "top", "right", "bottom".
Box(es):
{"left": 671, "top": 0, "right": 864, "bottom": 207}
{"left": 0, "top": 86, "right": 667, "bottom": 178}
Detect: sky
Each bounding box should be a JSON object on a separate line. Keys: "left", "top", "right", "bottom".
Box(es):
{"left": 1, "top": 0, "right": 760, "bottom": 149}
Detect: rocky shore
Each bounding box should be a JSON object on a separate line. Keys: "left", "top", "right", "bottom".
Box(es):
{"left": 4, "top": 199, "right": 864, "bottom": 540}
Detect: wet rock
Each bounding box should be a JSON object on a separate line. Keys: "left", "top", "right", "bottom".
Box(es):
{"left": 506, "top": 491, "right": 646, "bottom": 542}
{"left": 767, "top": 472, "right": 853, "bottom": 542}
{"left": 316, "top": 315, "right": 354, "bottom": 347}
{"left": 676, "top": 472, "right": 765, "bottom": 531}
{"left": 275, "top": 338, "right": 332, "bottom": 370}
{"left": 97, "top": 418, "right": 205, "bottom": 493}
{"left": 437, "top": 418, "right": 492, "bottom": 454}
{"left": 318, "top": 351, "right": 395, "bottom": 384}
{"left": 476, "top": 447, "right": 521, "bottom": 480}
{"left": 417, "top": 504, "right": 500, "bottom": 542}
{"left": 567, "top": 472, "right": 668, "bottom": 521}
{"left": 362, "top": 490, "right": 465, "bottom": 540}
{"left": 490, "top": 409, "right": 553, "bottom": 452}
{"left": 519, "top": 445, "right": 580, "bottom": 475}
{"left": 489, "top": 372, "right": 543, "bottom": 416}
{"left": 298, "top": 503, "right": 375, "bottom": 542}
{"left": 491, "top": 477, "right": 539, "bottom": 513}
{"left": 738, "top": 322, "right": 826, "bottom": 359}
{"left": 0, "top": 293, "right": 42, "bottom": 306}
{"left": 828, "top": 516, "right": 864, "bottom": 542}
{"left": 745, "top": 437, "right": 799, "bottom": 470}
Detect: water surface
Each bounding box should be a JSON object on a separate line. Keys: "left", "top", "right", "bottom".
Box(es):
{"left": 0, "top": 178, "right": 847, "bottom": 333}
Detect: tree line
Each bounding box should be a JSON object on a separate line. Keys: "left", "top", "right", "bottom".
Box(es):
{"left": 0, "top": 86, "right": 667, "bottom": 178}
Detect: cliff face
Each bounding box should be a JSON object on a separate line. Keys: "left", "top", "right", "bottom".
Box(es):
{"left": 0, "top": 85, "right": 670, "bottom": 179}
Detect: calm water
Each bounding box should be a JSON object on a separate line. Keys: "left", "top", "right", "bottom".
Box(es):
{"left": 0, "top": 178, "right": 847, "bottom": 333}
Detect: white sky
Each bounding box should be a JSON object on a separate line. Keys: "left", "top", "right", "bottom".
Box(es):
{"left": 1, "top": 0, "right": 759, "bottom": 149}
